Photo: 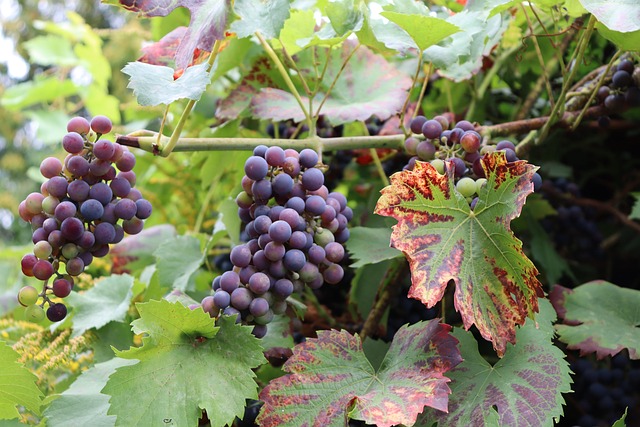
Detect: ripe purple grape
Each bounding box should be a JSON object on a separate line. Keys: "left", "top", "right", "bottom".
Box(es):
{"left": 299, "top": 149, "right": 319, "bottom": 169}
{"left": 52, "top": 278, "right": 73, "bottom": 298}
{"left": 67, "top": 117, "right": 91, "bottom": 134}
{"left": 213, "top": 290, "right": 231, "bottom": 309}
{"left": 269, "top": 220, "right": 292, "bottom": 243}
{"left": 63, "top": 132, "right": 85, "bottom": 154}
{"left": 248, "top": 272, "right": 270, "bottom": 295}
{"left": 116, "top": 151, "right": 136, "bottom": 172}
{"left": 93, "top": 139, "right": 115, "bottom": 160}
{"left": 40, "top": 157, "right": 63, "bottom": 178}
{"left": 245, "top": 156, "right": 269, "bottom": 180}
{"left": 410, "top": 115, "right": 427, "bottom": 134}
{"left": 90, "top": 115, "right": 112, "bottom": 135}
{"left": 249, "top": 297, "right": 270, "bottom": 317}
{"left": 301, "top": 168, "right": 324, "bottom": 191}
{"left": 80, "top": 199, "right": 104, "bottom": 221}
{"left": 33, "top": 259, "right": 54, "bottom": 280}
{"left": 230, "top": 287, "right": 253, "bottom": 310}
{"left": 265, "top": 146, "right": 286, "bottom": 167}
{"left": 220, "top": 271, "right": 241, "bottom": 293}
{"left": 46, "top": 303, "right": 68, "bottom": 322}
{"left": 422, "top": 120, "right": 443, "bottom": 139}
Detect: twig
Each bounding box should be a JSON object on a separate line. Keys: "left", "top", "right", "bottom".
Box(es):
{"left": 117, "top": 133, "right": 406, "bottom": 154}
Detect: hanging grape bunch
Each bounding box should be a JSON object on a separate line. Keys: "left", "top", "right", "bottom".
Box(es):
{"left": 18, "top": 115, "right": 151, "bottom": 323}
{"left": 404, "top": 115, "right": 542, "bottom": 209}
{"left": 201, "top": 146, "right": 351, "bottom": 338}
{"left": 600, "top": 58, "right": 640, "bottom": 114}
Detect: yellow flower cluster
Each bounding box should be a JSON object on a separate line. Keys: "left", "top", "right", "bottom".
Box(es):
{"left": 2, "top": 319, "right": 94, "bottom": 392}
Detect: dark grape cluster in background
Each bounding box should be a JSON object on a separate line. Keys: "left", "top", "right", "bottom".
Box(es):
{"left": 599, "top": 58, "right": 640, "bottom": 117}
{"left": 200, "top": 146, "right": 351, "bottom": 337}
{"left": 404, "top": 115, "right": 543, "bottom": 210}
{"left": 18, "top": 115, "right": 150, "bottom": 323}
{"left": 567, "top": 352, "right": 640, "bottom": 426}
{"left": 539, "top": 178, "right": 604, "bottom": 263}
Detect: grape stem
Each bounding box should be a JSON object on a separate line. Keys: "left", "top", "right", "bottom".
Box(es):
{"left": 116, "top": 133, "right": 405, "bottom": 155}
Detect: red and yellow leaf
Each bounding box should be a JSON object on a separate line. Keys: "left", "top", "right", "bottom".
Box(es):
{"left": 374, "top": 152, "right": 543, "bottom": 356}
{"left": 257, "top": 320, "right": 462, "bottom": 427}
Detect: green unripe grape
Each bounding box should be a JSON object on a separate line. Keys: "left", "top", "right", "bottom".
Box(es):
{"left": 42, "top": 196, "right": 60, "bottom": 215}
{"left": 61, "top": 243, "right": 79, "bottom": 260}
{"left": 430, "top": 159, "right": 445, "bottom": 174}
{"left": 456, "top": 177, "right": 477, "bottom": 197}
{"left": 34, "top": 241, "right": 53, "bottom": 260}
{"left": 25, "top": 304, "right": 45, "bottom": 322}
{"left": 18, "top": 285, "right": 40, "bottom": 307}
{"left": 475, "top": 178, "right": 487, "bottom": 193}
{"left": 313, "top": 228, "right": 335, "bottom": 247}
{"left": 480, "top": 145, "right": 496, "bottom": 155}
{"left": 254, "top": 309, "right": 274, "bottom": 325}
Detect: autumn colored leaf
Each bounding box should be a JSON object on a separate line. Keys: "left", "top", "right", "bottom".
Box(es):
{"left": 137, "top": 27, "right": 210, "bottom": 74}
{"left": 105, "top": 0, "right": 230, "bottom": 69}
{"left": 257, "top": 320, "right": 461, "bottom": 427}
{"left": 374, "top": 152, "right": 543, "bottom": 356}
{"left": 551, "top": 281, "right": 640, "bottom": 360}
{"left": 416, "top": 298, "right": 572, "bottom": 427}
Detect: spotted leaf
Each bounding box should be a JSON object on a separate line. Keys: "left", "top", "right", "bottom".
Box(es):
{"left": 374, "top": 152, "right": 543, "bottom": 356}
{"left": 416, "top": 298, "right": 572, "bottom": 427}
{"left": 104, "top": 0, "right": 230, "bottom": 69}
{"left": 257, "top": 320, "right": 461, "bottom": 427}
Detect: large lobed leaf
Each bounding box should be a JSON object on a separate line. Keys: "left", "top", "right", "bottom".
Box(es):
{"left": 44, "top": 357, "right": 137, "bottom": 427}
{"left": 257, "top": 320, "right": 461, "bottom": 427}
{"left": 66, "top": 274, "right": 135, "bottom": 337}
{"left": 104, "top": 0, "right": 230, "bottom": 69}
{"left": 102, "top": 300, "right": 265, "bottom": 427}
{"left": 550, "top": 281, "right": 640, "bottom": 359}
{"left": 374, "top": 152, "right": 543, "bottom": 356}
{"left": 0, "top": 341, "right": 43, "bottom": 419}
{"left": 417, "top": 298, "right": 572, "bottom": 427}
{"left": 250, "top": 43, "right": 412, "bottom": 125}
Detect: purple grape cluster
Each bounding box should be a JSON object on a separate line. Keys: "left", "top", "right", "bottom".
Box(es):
{"left": 201, "top": 146, "right": 351, "bottom": 338}
{"left": 18, "top": 115, "right": 151, "bottom": 323}
{"left": 405, "top": 115, "right": 542, "bottom": 209}
{"left": 599, "top": 58, "right": 640, "bottom": 115}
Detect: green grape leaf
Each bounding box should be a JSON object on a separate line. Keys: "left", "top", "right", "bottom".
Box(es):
{"left": 596, "top": 24, "right": 640, "bottom": 52}
{"left": 423, "top": 10, "right": 510, "bottom": 82}
{"left": 231, "top": 0, "right": 290, "bottom": 39}
{"left": 416, "top": 299, "right": 572, "bottom": 427}
{"left": 0, "top": 76, "right": 78, "bottom": 110}
{"left": 551, "top": 281, "right": 640, "bottom": 359}
{"left": 121, "top": 61, "right": 212, "bottom": 106}
{"left": 66, "top": 274, "right": 135, "bottom": 337}
{"left": 250, "top": 43, "right": 412, "bottom": 125}
{"left": 273, "top": 10, "right": 316, "bottom": 56}
{"left": 102, "top": 300, "right": 265, "bottom": 427}
{"left": 579, "top": 0, "right": 640, "bottom": 32}
{"left": 43, "top": 357, "right": 137, "bottom": 427}
{"left": 0, "top": 341, "right": 44, "bottom": 419}
{"left": 326, "top": 0, "right": 363, "bottom": 36}
{"left": 104, "top": 0, "right": 230, "bottom": 69}
{"left": 23, "top": 35, "right": 78, "bottom": 66}
{"left": 154, "top": 235, "right": 205, "bottom": 291}
{"left": 612, "top": 408, "right": 628, "bottom": 427}
{"left": 380, "top": 12, "right": 460, "bottom": 52}
{"left": 374, "top": 152, "right": 543, "bottom": 356}
{"left": 257, "top": 320, "right": 461, "bottom": 427}
{"left": 111, "top": 224, "right": 177, "bottom": 274}
{"left": 346, "top": 227, "right": 403, "bottom": 268}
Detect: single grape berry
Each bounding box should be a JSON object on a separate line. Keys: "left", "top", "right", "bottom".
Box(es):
{"left": 90, "top": 115, "right": 113, "bottom": 135}
{"left": 18, "top": 286, "right": 39, "bottom": 307}
{"left": 46, "top": 303, "right": 68, "bottom": 322}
